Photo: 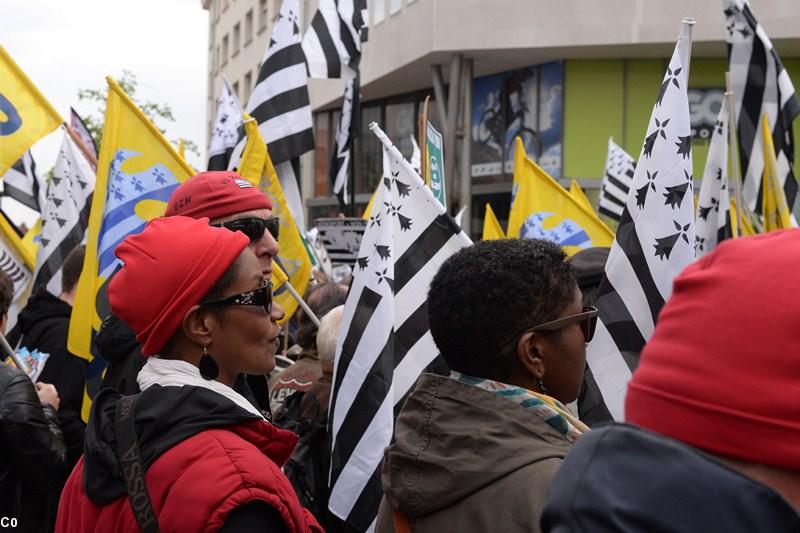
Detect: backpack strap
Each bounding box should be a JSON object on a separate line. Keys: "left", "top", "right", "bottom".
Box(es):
{"left": 115, "top": 395, "right": 160, "bottom": 533}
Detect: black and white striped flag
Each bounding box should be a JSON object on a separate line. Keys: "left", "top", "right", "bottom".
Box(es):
{"left": 327, "top": 123, "right": 471, "bottom": 531}
{"left": 302, "top": 0, "right": 368, "bottom": 80}
{"left": 599, "top": 138, "right": 636, "bottom": 221}
{"left": 725, "top": 0, "right": 800, "bottom": 213}
{"left": 587, "top": 20, "right": 695, "bottom": 420}
{"left": 207, "top": 78, "right": 242, "bottom": 171}
{"left": 696, "top": 98, "right": 732, "bottom": 257}
{"left": 33, "top": 131, "right": 95, "bottom": 296}
{"left": 330, "top": 76, "right": 359, "bottom": 207}
{"left": 1, "top": 150, "right": 47, "bottom": 215}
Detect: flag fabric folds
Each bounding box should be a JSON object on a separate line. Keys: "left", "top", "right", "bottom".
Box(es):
{"left": 70, "top": 107, "right": 98, "bottom": 171}
{"left": 695, "top": 98, "right": 732, "bottom": 257}
{"left": 761, "top": 112, "right": 792, "bottom": 231}
{"left": 207, "top": 78, "right": 242, "bottom": 171}
{"left": 569, "top": 180, "right": 594, "bottom": 213}
{"left": 33, "top": 130, "right": 96, "bottom": 296}
{"left": 68, "top": 77, "right": 194, "bottom": 419}
{"left": 1, "top": 150, "right": 47, "bottom": 214}
{"left": 482, "top": 203, "right": 505, "bottom": 240}
{"left": 238, "top": 116, "right": 312, "bottom": 323}
{"left": 508, "top": 138, "right": 613, "bottom": 256}
{"left": 724, "top": 0, "right": 800, "bottom": 213}
{"left": 0, "top": 213, "right": 34, "bottom": 333}
{"left": 327, "top": 123, "right": 471, "bottom": 531}
{"left": 0, "top": 46, "right": 63, "bottom": 176}
{"left": 302, "top": 0, "right": 368, "bottom": 80}
{"left": 599, "top": 138, "right": 636, "bottom": 221}
{"left": 330, "top": 77, "right": 359, "bottom": 207}
{"left": 587, "top": 20, "right": 695, "bottom": 421}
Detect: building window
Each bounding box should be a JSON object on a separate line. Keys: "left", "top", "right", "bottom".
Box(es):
{"left": 233, "top": 80, "right": 240, "bottom": 100}
{"left": 385, "top": 100, "right": 416, "bottom": 160}
{"left": 314, "top": 113, "right": 332, "bottom": 197}
{"left": 359, "top": 105, "right": 383, "bottom": 193}
{"left": 258, "top": 0, "right": 268, "bottom": 32}
{"left": 243, "top": 71, "right": 253, "bottom": 103}
{"left": 245, "top": 9, "right": 254, "bottom": 44}
{"left": 221, "top": 34, "right": 229, "bottom": 65}
{"left": 390, "top": 0, "right": 402, "bottom": 15}
{"left": 233, "top": 23, "right": 241, "bottom": 56}
{"left": 372, "top": 0, "right": 386, "bottom": 24}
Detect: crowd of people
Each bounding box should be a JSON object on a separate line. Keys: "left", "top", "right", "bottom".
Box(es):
{"left": 0, "top": 170, "right": 797, "bottom": 532}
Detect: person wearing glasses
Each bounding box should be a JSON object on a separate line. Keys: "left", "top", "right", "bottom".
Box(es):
{"left": 376, "top": 239, "right": 592, "bottom": 533}
{"left": 57, "top": 216, "right": 322, "bottom": 532}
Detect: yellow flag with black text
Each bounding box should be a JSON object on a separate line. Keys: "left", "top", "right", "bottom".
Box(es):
{"left": 238, "top": 116, "right": 311, "bottom": 324}
{"left": 68, "top": 77, "right": 194, "bottom": 420}
{"left": 482, "top": 203, "right": 505, "bottom": 240}
{"left": 0, "top": 46, "right": 63, "bottom": 175}
{"left": 508, "top": 138, "right": 613, "bottom": 256}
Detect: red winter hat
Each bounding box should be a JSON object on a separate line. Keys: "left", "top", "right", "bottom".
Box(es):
{"left": 166, "top": 171, "right": 272, "bottom": 221}
{"left": 626, "top": 229, "right": 800, "bottom": 470}
{"left": 108, "top": 216, "right": 249, "bottom": 356}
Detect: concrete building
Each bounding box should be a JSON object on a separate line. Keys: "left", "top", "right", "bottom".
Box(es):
{"left": 203, "top": 0, "right": 800, "bottom": 237}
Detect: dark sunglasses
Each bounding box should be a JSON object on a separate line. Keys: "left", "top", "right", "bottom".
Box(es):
{"left": 213, "top": 217, "right": 280, "bottom": 243}
{"left": 530, "top": 306, "right": 599, "bottom": 343}
{"left": 202, "top": 282, "right": 273, "bottom": 313}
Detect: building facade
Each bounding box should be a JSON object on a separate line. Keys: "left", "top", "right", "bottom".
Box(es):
{"left": 204, "top": 0, "right": 800, "bottom": 237}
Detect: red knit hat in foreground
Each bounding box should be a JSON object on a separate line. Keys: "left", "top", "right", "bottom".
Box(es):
{"left": 108, "top": 216, "right": 249, "bottom": 356}
{"left": 626, "top": 229, "right": 800, "bottom": 471}
{"left": 166, "top": 171, "right": 272, "bottom": 221}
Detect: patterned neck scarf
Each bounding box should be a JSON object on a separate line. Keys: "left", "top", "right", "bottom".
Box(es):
{"left": 450, "top": 371, "right": 589, "bottom": 443}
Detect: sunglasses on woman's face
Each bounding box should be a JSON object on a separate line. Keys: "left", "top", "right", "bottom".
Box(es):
{"left": 202, "top": 282, "right": 273, "bottom": 313}
{"left": 213, "top": 217, "right": 280, "bottom": 243}
{"left": 530, "top": 306, "right": 599, "bottom": 343}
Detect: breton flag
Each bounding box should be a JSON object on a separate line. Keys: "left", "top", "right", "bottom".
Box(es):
{"left": 302, "top": 0, "right": 368, "bottom": 80}
{"left": 328, "top": 123, "right": 471, "bottom": 531}
{"left": 599, "top": 138, "right": 636, "bottom": 221}
{"left": 330, "top": 76, "right": 359, "bottom": 207}
{"left": 0, "top": 213, "right": 34, "bottom": 333}
{"left": 0, "top": 46, "right": 62, "bottom": 176}
{"left": 207, "top": 77, "right": 242, "bottom": 171}
{"left": 230, "top": 0, "right": 314, "bottom": 232}
{"left": 587, "top": 20, "right": 695, "bottom": 421}
{"left": 724, "top": 0, "right": 800, "bottom": 213}
{"left": 1, "top": 150, "right": 47, "bottom": 216}
{"left": 70, "top": 107, "right": 98, "bottom": 172}
{"left": 33, "top": 130, "right": 95, "bottom": 296}
{"left": 696, "top": 98, "right": 732, "bottom": 257}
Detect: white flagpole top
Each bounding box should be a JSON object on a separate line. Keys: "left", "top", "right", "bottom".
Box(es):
{"left": 681, "top": 18, "right": 695, "bottom": 37}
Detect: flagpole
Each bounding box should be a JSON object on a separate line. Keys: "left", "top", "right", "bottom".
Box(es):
{"left": 64, "top": 124, "right": 99, "bottom": 168}
{"left": 1, "top": 330, "right": 29, "bottom": 375}
{"left": 419, "top": 96, "right": 430, "bottom": 185}
{"left": 725, "top": 72, "right": 745, "bottom": 237}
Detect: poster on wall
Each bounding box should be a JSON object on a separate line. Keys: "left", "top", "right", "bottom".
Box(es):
{"left": 471, "top": 61, "right": 563, "bottom": 181}
{"left": 688, "top": 88, "right": 724, "bottom": 142}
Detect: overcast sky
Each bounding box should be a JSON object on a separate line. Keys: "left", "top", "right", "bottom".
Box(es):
{"left": 3, "top": 0, "right": 209, "bottom": 176}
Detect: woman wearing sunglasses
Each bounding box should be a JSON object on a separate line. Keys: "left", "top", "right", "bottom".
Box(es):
{"left": 56, "top": 217, "right": 321, "bottom": 533}
{"left": 377, "top": 239, "right": 591, "bottom": 533}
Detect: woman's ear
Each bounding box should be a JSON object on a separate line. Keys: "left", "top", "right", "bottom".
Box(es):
{"left": 516, "top": 331, "right": 546, "bottom": 380}
{"left": 182, "top": 305, "right": 215, "bottom": 346}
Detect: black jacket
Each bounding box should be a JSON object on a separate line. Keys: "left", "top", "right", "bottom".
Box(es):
{"left": 542, "top": 423, "right": 800, "bottom": 532}
{"left": 0, "top": 362, "right": 67, "bottom": 532}
{"left": 18, "top": 290, "right": 87, "bottom": 467}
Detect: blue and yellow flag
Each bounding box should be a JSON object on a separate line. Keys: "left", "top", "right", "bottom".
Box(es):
{"left": 761, "top": 113, "right": 792, "bottom": 232}
{"left": 68, "top": 77, "right": 194, "bottom": 420}
{"left": 482, "top": 203, "right": 505, "bottom": 240}
{"left": 508, "top": 138, "right": 614, "bottom": 256}
{"left": 0, "top": 46, "right": 63, "bottom": 175}
{"left": 238, "top": 115, "right": 311, "bottom": 324}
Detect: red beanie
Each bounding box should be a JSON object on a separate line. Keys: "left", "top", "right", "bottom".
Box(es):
{"left": 626, "top": 229, "right": 800, "bottom": 471}
{"left": 166, "top": 171, "right": 272, "bottom": 221}
{"left": 108, "top": 216, "right": 249, "bottom": 356}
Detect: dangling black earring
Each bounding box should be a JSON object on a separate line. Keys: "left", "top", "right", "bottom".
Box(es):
{"left": 537, "top": 377, "right": 548, "bottom": 395}
{"left": 199, "top": 345, "right": 219, "bottom": 380}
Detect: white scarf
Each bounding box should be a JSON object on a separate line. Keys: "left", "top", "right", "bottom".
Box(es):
{"left": 137, "top": 357, "right": 265, "bottom": 420}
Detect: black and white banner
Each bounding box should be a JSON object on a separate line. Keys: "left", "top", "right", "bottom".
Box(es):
{"left": 695, "top": 98, "right": 732, "bottom": 257}
{"left": 302, "top": 0, "right": 368, "bottom": 80}
{"left": 208, "top": 78, "right": 243, "bottom": 171}
{"left": 599, "top": 138, "right": 635, "bottom": 221}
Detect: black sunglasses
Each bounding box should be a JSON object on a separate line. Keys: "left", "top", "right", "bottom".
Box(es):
{"left": 202, "top": 282, "right": 273, "bottom": 313}
{"left": 213, "top": 217, "right": 280, "bottom": 243}
{"left": 530, "top": 306, "right": 599, "bottom": 343}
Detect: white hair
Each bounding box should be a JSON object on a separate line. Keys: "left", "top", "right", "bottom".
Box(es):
{"left": 316, "top": 305, "right": 344, "bottom": 364}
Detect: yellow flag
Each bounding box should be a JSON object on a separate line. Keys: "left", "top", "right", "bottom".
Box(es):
{"left": 68, "top": 77, "right": 194, "bottom": 420}
{"left": 0, "top": 46, "right": 63, "bottom": 175}
{"left": 761, "top": 113, "right": 792, "bottom": 232}
{"left": 569, "top": 180, "right": 594, "bottom": 213}
{"left": 21, "top": 219, "right": 42, "bottom": 262}
{"left": 362, "top": 184, "right": 379, "bottom": 220}
{"left": 508, "top": 138, "right": 614, "bottom": 256}
{"left": 482, "top": 203, "right": 505, "bottom": 240}
{"left": 730, "top": 198, "right": 757, "bottom": 237}
{"left": 238, "top": 115, "right": 311, "bottom": 324}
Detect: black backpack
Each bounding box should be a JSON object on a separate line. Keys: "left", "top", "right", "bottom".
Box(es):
{"left": 274, "top": 391, "right": 330, "bottom": 519}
